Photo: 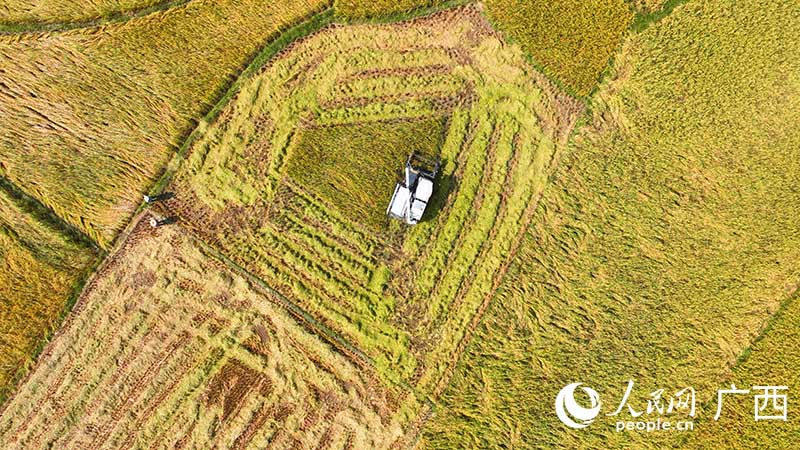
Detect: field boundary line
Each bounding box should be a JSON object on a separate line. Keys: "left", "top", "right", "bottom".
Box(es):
{"left": 587, "top": 0, "right": 693, "bottom": 100}
{"left": 0, "top": 0, "right": 192, "bottom": 34}
{"left": 672, "top": 284, "right": 800, "bottom": 447}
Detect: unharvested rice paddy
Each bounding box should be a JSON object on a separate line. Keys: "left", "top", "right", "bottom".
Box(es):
{"left": 484, "top": 0, "right": 632, "bottom": 96}
{"left": 285, "top": 118, "right": 446, "bottom": 228}
{"left": 1, "top": 0, "right": 163, "bottom": 26}
{"left": 0, "top": 215, "right": 412, "bottom": 449}
{"left": 334, "top": 0, "right": 446, "bottom": 20}
{"left": 682, "top": 291, "right": 800, "bottom": 449}
{"left": 163, "top": 4, "right": 583, "bottom": 409}
{"left": 425, "top": 0, "right": 800, "bottom": 447}
{"left": 0, "top": 180, "right": 98, "bottom": 404}
{"left": 0, "top": 0, "right": 327, "bottom": 247}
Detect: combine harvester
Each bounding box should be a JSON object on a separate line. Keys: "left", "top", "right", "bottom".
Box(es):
{"left": 387, "top": 153, "right": 440, "bottom": 225}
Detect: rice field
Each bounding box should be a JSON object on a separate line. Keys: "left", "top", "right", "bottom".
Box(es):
{"left": 0, "top": 179, "right": 98, "bottom": 405}
{"left": 334, "top": 0, "right": 446, "bottom": 20}
{"left": 424, "top": 0, "right": 800, "bottom": 447}
{"left": 0, "top": 215, "right": 414, "bottom": 449}
{"left": 334, "top": 0, "right": 633, "bottom": 96}
{"left": 2, "top": 0, "right": 795, "bottom": 447}
{"left": 284, "top": 118, "right": 447, "bottom": 228}
{"left": 162, "top": 4, "right": 583, "bottom": 407}
{"left": 483, "top": 0, "right": 633, "bottom": 96}
{"left": 0, "top": 0, "right": 328, "bottom": 247}
{"left": 681, "top": 291, "right": 800, "bottom": 449}
{"left": 0, "top": 0, "right": 165, "bottom": 27}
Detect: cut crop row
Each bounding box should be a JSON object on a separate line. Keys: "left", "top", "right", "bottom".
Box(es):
{"left": 164, "top": 5, "right": 580, "bottom": 402}
{"left": 0, "top": 219, "right": 411, "bottom": 448}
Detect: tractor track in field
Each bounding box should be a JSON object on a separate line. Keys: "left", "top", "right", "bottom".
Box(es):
{"left": 432, "top": 157, "right": 556, "bottom": 398}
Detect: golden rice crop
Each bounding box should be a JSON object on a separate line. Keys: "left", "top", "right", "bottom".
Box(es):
{"left": 484, "top": 0, "right": 633, "bottom": 96}
{"left": 0, "top": 180, "right": 98, "bottom": 404}
{"left": 0, "top": 0, "right": 162, "bottom": 26}
{"left": 682, "top": 291, "right": 800, "bottom": 448}
{"left": 0, "top": 0, "right": 328, "bottom": 247}
{"left": 425, "top": 0, "right": 800, "bottom": 447}
{"left": 334, "top": 0, "right": 445, "bottom": 19}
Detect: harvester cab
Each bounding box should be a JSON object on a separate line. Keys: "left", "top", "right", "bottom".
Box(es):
{"left": 387, "top": 152, "right": 440, "bottom": 225}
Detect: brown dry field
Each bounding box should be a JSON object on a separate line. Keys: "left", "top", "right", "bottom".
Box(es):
{"left": 0, "top": 215, "right": 415, "bottom": 449}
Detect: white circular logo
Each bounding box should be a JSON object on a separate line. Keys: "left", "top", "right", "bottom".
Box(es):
{"left": 555, "top": 382, "right": 602, "bottom": 429}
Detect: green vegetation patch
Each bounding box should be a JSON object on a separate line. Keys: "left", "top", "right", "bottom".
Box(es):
{"left": 425, "top": 0, "right": 800, "bottom": 447}
{"left": 285, "top": 118, "right": 446, "bottom": 228}
{"left": 484, "top": 0, "right": 633, "bottom": 96}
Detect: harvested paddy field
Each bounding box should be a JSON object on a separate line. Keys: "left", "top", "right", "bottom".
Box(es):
{"left": 162, "top": 4, "right": 583, "bottom": 405}
{"left": 0, "top": 180, "right": 98, "bottom": 404}
{"left": 0, "top": 0, "right": 327, "bottom": 247}
{"left": 335, "top": 0, "right": 633, "bottom": 96}
{"left": 0, "top": 215, "right": 412, "bottom": 449}
{"left": 483, "top": 0, "right": 632, "bottom": 96}
{"left": 425, "top": 0, "right": 800, "bottom": 447}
